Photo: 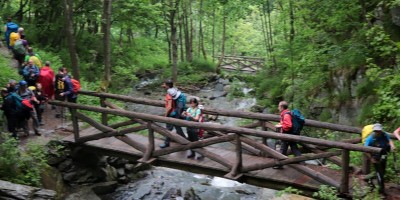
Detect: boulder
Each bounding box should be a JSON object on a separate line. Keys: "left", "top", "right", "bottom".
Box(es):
{"left": 0, "top": 180, "right": 56, "bottom": 200}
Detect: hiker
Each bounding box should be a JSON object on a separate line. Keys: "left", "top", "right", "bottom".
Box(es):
{"left": 393, "top": 127, "right": 400, "bottom": 141}
{"left": 6, "top": 79, "right": 18, "bottom": 93}
{"left": 24, "top": 47, "right": 42, "bottom": 68}
{"left": 17, "top": 80, "right": 41, "bottom": 136}
{"left": 58, "top": 70, "right": 77, "bottom": 103}
{"left": 13, "top": 34, "right": 28, "bottom": 68}
{"left": 4, "top": 17, "right": 18, "bottom": 49}
{"left": 364, "top": 123, "right": 395, "bottom": 194}
{"left": 38, "top": 61, "right": 55, "bottom": 100}
{"left": 182, "top": 98, "right": 201, "bottom": 159}
{"left": 32, "top": 83, "right": 47, "bottom": 126}
{"left": 9, "top": 27, "right": 24, "bottom": 48}
{"left": 159, "top": 80, "right": 186, "bottom": 148}
{"left": 22, "top": 60, "right": 40, "bottom": 86}
{"left": 1, "top": 88, "right": 19, "bottom": 139}
{"left": 274, "top": 101, "right": 302, "bottom": 168}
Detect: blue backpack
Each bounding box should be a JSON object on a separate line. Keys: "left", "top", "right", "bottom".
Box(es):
{"left": 5, "top": 22, "right": 19, "bottom": 48}
{"left": 285, "top": 109, "right": 305, "bottom": 135}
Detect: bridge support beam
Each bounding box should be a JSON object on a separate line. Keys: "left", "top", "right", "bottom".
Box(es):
{"left": 340, "top": 150, "right": 350, "bottom": 194}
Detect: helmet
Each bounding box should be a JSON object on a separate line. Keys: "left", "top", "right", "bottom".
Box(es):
{"left": 19, "top": 80, "right": 27, "bottom": 86}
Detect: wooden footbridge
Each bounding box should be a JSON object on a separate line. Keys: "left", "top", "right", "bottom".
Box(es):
{"left": 50, "top": 91, "right": 391, "bottom": 197}
{"left": 216, "top": 55, "right": 264, "bottom": 73}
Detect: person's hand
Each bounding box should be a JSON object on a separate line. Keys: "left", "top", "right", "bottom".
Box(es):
{"left": 60, "top": 93, "right": 64, "bottom": 97}
{"left": 391, "top": 145, "right": 396, "bottom": 151}
{"left": 275, "top": 123, "right": 282, "bottom": 128}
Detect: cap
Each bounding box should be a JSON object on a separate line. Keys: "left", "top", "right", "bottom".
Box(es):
{"left": 19, "top": 80, "right": 27, "bottom": 86}
{"left": 373, "top": 123, "right": 383, "bottom": 131}
{"left": 167, "top": 88, "right": 181, "bottom": 100}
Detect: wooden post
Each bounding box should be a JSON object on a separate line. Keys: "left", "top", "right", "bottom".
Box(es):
{"left": 340, "top": 150, "right": 350, "bottom": 194}
{"left": 261, "top": 121, "right": 267, "bottom": 145}
{"left": 70, "top": 108, "right": 79, "bottom": 141}
{"left": 140, "top": 122, "right": 155, "bottom": 163}
{"left": 362, "top": 153, "right": 370, "bottom": 174}
{"left": 100, "top": 97, "right": 108, "bottom": 125}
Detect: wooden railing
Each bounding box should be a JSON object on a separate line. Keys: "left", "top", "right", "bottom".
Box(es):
{"left": 49, "top": 90, "right": 385, "bottom": 195}
{"left": 215, "top": 55, "right": 265, "bottom": 73}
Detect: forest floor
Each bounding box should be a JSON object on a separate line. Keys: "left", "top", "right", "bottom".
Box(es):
{"left": 1, "top": 44, "right": 400, "bottom": 199}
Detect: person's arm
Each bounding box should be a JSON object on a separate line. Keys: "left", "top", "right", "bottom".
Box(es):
{"left": 165, "top": 99, "right": 173, "bottom": 117}
{"left": 61, "top": 80, "right": 73, "bottom": 96}
{"left": 364, "top": 137, "right": 377, "bottom": 163}
{"left": 386, "top": 132, "right": 396, "bottom": 151}
{"left": 394, "top": 128, "right": 400, "bottom": 141}
{"left": 281, "top": 113, "right": 292, "bottom": 132}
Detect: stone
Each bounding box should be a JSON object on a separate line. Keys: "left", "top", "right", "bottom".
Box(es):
{"left": 162, "top": 188, "right": 182, "bottom": 199}
{"left": 91, "top": 181, "right": 118, "bottom": 195}
{"left": 103, "top": 165, "right": 118, "bottom": 182}
{"left": 184, "top": 187, "right": 201, "bottom": 200}
{"left": 58, "top": 159, "right": 73, "bottom": 172}
{"left": 124, "top": 163, "right": 135, "bottom": 171}
{"left": 235, "top": 189, "right": 254, "bottom": 195}
{"left": 47, "top": 154, "right": 67, "bottom": 166}
{"left": 118, "top": 176, "right": 130, "bottom": 184}
{"left": 0, "top": 180, "right": 56, "bottom": 200}
{"left": 117, "top": 168, "right": 126, "bottom": 177}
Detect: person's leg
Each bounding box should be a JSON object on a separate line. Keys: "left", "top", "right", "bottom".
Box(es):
{"left": 289, "top": 142, "right": 302, "bottom": 157}
{"left": 30, "top": 108, "right": 40, "bottom": 135}
{"left": 280, "top": 140, "right": 289, "bottom": 156}
{"left": 160, "top": 122, "right": 173, "bottom": 148}
{"left": 187, "top": 128, "right": 197, "bottom": 158}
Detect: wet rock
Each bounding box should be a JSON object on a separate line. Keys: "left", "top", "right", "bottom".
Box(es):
{"left": 218, "top": 78, "right": 230, "bottom": 85}
{"left": 125, "top": 163, "right": 135, "bottom": 171}
{"left": 91, "top": 181, "right": 118, "bottom": 195}
{"left": 66, "top": 187, "right": 101, "bottom": 200}
{"left": 235, "top": 189, "right": 254, "bottom": 195}
{"left": 63, "top": 171, "right": 78, "bottom": 182}
{"left": 107, "top": 157, "right": 129, "bottom": 168}
{"left": 250, "top": 104, "right": 265, "bottom": 113}
{"left": 162, "top": 188, "right": 182, "bottom": 199}
{"left": 184, "top": 187, "right": 201, "bottom": 200}
{"left": 103, "top": 165, "right": 118, "bottom": 181}
{"left": 117, "top": 168, "right": 126, "bottom": 177}
{"left": 58, "top": 159, "right": 73, "bottom": 172}
{"left": 118, "top": 176, "right": 130, "bottom": 184}
{"left": 0, "top": 180, "right": 56, "bottom": 200}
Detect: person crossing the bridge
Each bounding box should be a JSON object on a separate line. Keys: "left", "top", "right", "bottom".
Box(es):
{"left": 159, "top": 79, "right": 187, "bottom": 148}
{"left": 364, "top": 123, "right": 395, "bottom": 195}
{"left": 274, "top": 101, "right": 302, "bottom": 169}
{"left": 182, "top": 98, "right": 202, "bottom": 159}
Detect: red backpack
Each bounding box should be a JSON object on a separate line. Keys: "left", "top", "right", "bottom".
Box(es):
{"left": 197, "top": 105, "right": 205, "bottom": 139}
{"left": 71, "top": 79, "right": 81, "bottom": 94}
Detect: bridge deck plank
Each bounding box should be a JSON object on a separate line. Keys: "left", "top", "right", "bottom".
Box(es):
{"left": 62, "top": 127, "right": 345, "bottom": 191}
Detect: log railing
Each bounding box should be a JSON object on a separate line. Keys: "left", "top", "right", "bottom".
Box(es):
{"left": 48, "top": 91, "right": 391, "bottom": 196}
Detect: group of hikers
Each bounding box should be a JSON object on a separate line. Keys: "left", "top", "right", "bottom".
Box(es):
{"left": 160, "top": 80, "right": 400, "bottom": 195}
{"left": 1, "top": 18, "right": 79, "bottom": 139}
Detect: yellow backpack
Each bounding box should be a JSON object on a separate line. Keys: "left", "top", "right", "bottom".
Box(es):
{"left": 361, "top": 124, "right": 374, "bottom": 143}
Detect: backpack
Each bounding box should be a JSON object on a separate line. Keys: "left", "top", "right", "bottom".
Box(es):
{"left": 197, "top": 105, "right": 205, "bottom": 139}
{"left": 285, "top": 109, "right": 305, "bottom": 135}
{"left": 71, "top": 79, "right": 81, "bottom": 94}
{"left": 361, "top": 124, "right": 374, "bottom": 144}
{"left": 21, "top": 99, "right": 33, "bottom": 111}
{"left": 5, "top": 22, "right": 19, "bottom": 48}
{"left": 13, "top": 39, "right": 26, "bottom": 54}
{"left": 9, "top": 93, "right": 22, "bottom": 111}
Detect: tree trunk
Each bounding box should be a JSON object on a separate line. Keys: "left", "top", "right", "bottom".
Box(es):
{"left": 212, "top": 6, "right": 216, "bottom": 62}
{"left": 198, "top": 0, "right": 207, "bottom": 60}
{"left": 102, "top": 0, "right": 112, "bottom": 92}
{"left": 179, "top": 5, "right": 184, "bottom": 62}
{"left": 170, "top": 0, "right": 180, "bottom": 82}
{"left": 64, "top": 0, "right": 80, "bottom": 80}
{"left": 216, "top": 8, "right": 227, "bottom": 74}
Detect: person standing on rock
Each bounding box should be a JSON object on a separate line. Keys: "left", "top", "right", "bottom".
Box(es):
{"left": 159, "top": 80, "right": 187, "bottom": 148}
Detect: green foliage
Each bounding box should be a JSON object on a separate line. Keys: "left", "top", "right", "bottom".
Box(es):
{"left": 276, "top": 186, "right": 303, "bottom": 196}
{"left": 312, "top": 185, "right": 338, "bottom": 200}
{"left": 227, "top": 80, "right": 245, "bottom": 100}
{"left": 0, "top": 135, "right": 49, "bottom": 187}
{"left": 0, "top": 54, "right": 19, "bottom": 87}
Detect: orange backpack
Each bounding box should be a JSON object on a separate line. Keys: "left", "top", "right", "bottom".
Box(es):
{"left": 71, "top": 79, "right": 81, "bottom": 94}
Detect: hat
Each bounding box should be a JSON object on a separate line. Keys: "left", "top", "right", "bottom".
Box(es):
{"left": 373, "top": 123, "right": 383, "bottom": 131}
{"left": 167, "top": 88, "right": 181, "bottom": 100}
{"left": 19, "top": 80, "right": 27, "bottom": 86}
{"left": 8, "top": 79, "right": 16, "bottom": 84}
{"left": 18, "top": 27, "right": 24, "bottom": 32}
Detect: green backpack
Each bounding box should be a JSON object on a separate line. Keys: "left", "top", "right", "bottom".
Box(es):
{"left": 13, "top": 40, "right": 26, "bottom": 54}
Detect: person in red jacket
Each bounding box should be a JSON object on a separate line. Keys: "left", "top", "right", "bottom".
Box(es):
{"left": 37, "top": 61, "right": 55, "bottom": 100}
{"left": 274, "top": 101, "right": 302, "bottom": 168}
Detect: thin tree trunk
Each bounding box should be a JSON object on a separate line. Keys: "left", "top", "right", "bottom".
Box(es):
{"left": 212, "top": 6, "right": 216, "bottom": 62}
{"left": 216, "top": 8, "right": 227, "bottom": 74}
{"left": 267, "top": 0, "right": 277, "bottom": 67}
{"left": 102, "top": 0, "right": 112, "bottom": 92}
{"left": 183, "top": 0, "right": 190, "bottom": 62}
{"left": 179, "top": 4, "right": 184, "bottom": 62}
{"left": 198, "top": 0, "right": 207, "bottom": 60}
{"left": 170, "top": 0, "right": 180, "bottom": 82}
{"left": 188, "top": 0, "right": 193, "bottom": 62}
{"left": 64, "top": 0, "right": 80, "bottom": 80}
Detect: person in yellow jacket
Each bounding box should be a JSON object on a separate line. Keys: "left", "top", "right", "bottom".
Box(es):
{"left": 24, "top": 47, "right": 42, "bottom": 68}
{"left": 9, "top": 27, "right": 24, "bottom": 47}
